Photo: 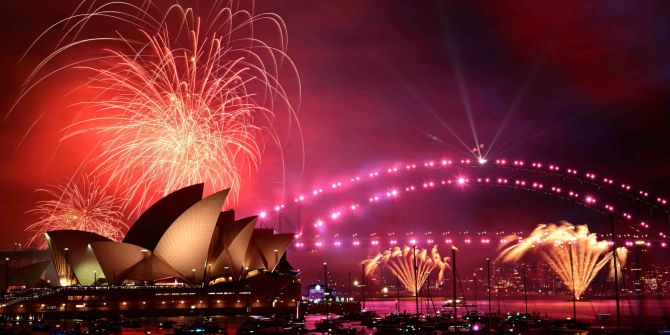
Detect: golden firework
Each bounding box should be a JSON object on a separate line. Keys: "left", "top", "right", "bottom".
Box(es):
{"left": 26, "top": 175, "right": 128, "bottom": 249}
{"left": 363, "top": 245, "right": 450, "bottom": 295}
{"left": 498, "top": 222, "right": 627, "bottom": 300}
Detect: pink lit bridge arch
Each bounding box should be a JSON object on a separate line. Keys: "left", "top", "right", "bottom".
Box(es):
{"left": 256, "top": 157, "right": 670, "bottom": 251}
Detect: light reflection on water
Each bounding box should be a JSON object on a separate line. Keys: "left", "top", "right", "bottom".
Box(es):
{"left": 361, "top": 297, "right": 670, "bottom": 325}
{"left": 305, "top": 297, "right": 670, "bottom": 330}
{"left": 31, "top": 298, "right": 670, "bottom": 333}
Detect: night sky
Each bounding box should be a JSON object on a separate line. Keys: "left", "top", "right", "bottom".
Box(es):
{"left": 1, "top": 1, "right": 670, "bottom": 281}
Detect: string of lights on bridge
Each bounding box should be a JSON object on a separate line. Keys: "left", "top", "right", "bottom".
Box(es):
{"left": 290, "top": 232, "right": 667, "bottom": 251}
{"left": 256, "top": 157, "right": 669, "bottom": 250}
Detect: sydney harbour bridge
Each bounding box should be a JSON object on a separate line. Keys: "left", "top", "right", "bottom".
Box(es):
{"left": 265, "top": 156, "right": 668, "bottom": 248}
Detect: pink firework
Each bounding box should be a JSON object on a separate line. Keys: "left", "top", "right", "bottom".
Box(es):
{"left": 26, "top": 175, "right": 128, "bottom": 249}
{"left": 20, "top": 1, "right": 301, "bottom": 214}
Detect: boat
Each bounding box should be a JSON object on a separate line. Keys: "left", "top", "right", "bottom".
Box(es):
{"left": 236, "top": 316, "right": 284, "bottom": 334}
{"left": 31, "top": 322, "right": 50, "bottom": 332}
{"left": 339, "top": 310, "right": 380, "bottom": 326}
{"left": 173, "top": 318, "right": 223, "bottom": 334}
{"left": 441, "top": 297, "right": 476, "bottom": 308}
{"left": 314, "top": 318, "right": 341, "bottom": 333}
{"left": 117, "top": 318, "right": 140, "bottom": 329}
{"left": 158, "top": 320, "right": 175, "bottom": 329}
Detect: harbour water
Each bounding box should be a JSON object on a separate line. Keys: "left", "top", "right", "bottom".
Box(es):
{"left": 307, "top": 297, "right": 670, "bottom": 332}
{"left": 12, "top": 298, "right": 670, "bottom": 334}
{"left": 360, "top": 297, "right": 670, "bottom": 324}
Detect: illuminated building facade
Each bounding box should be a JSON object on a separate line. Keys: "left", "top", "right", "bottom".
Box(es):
{"left": 1, "top": 184, "right": 300, "bottom": 318}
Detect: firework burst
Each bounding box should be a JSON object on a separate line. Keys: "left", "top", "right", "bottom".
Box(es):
{"left": 498, "top": 222, "right": 627, "bottom": 300}
{"left": 26, "top": 175, "right": 128, "bottom": 249}
{"left": 363, "top": 245, "right": 450, "bottom": 295}
{"left": 18, "top": 1, "right": 300, "bottom": 214}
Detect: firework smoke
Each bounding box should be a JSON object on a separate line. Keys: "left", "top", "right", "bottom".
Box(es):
{"left": 363, "top": 245, "right": 450, "bottom": 295}
{"left": 18, "top": 1, "right": 301, "bottom": 214}
{"left": 26, "top": 175, "right": 128, "bottom": 249}
{"left": 498, "top": 222, "right": 627, "bottom": 300}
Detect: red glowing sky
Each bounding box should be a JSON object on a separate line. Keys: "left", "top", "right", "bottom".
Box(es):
{"left": 1, "top": 0, "right": 669, "bottom": 253}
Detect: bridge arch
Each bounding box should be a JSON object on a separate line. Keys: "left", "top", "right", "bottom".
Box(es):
{"left": 259, "top": 157, "right": 669, "bottom": 249}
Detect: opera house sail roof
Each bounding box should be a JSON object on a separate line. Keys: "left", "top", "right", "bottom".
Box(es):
{"left": 90, "top": 241, "right": 183, "bottom": 284}
{"left": 208, "top": 214, "right": 257, "bottom": 281}
{"left": 123, "top": 183, "right": 204, "bottom": 251}
{"left": 45, "top": 230, "right": 109, "bottom": 286}
{"left": 40, "top": 184, "right": 294, "bottom": 287}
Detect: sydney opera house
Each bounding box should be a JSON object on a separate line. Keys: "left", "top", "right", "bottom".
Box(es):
{"left": 0, "top": 184, "right": 300, "bottom": 318}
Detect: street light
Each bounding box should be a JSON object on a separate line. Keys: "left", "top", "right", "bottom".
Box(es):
{"left": 4, "top": 257, "right": 10, "bottom": 295}
{"left": 323, "top": 262, "right": 330, "bottom": 326}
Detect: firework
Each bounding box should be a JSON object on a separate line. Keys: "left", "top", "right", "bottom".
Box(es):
{"left": 498, "top": 222, "right": 627, "bottom": 300}
{"left": 26, "top": 175, "right": 128, "bottom": 249}
{"left": 363, "top": 245, "right": 450, "bottom": 295}
{"left": 20, "top": 1, "right": 300, "bottom": 214}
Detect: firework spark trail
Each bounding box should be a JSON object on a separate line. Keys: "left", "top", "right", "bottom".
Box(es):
{"left": 610, "top": 247, "right": 628, "bottom": 279}
{"left": 16, "top": 1, "right": 301, "bottom": 214}
{"left": 498, "top": 222, "right": 627, "bottom": 300}
{"left": 363, "top": 245, "right": 450, "bottom": 295}
{"left": 25, "top": 175, "right": 128, "bottom": 249}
